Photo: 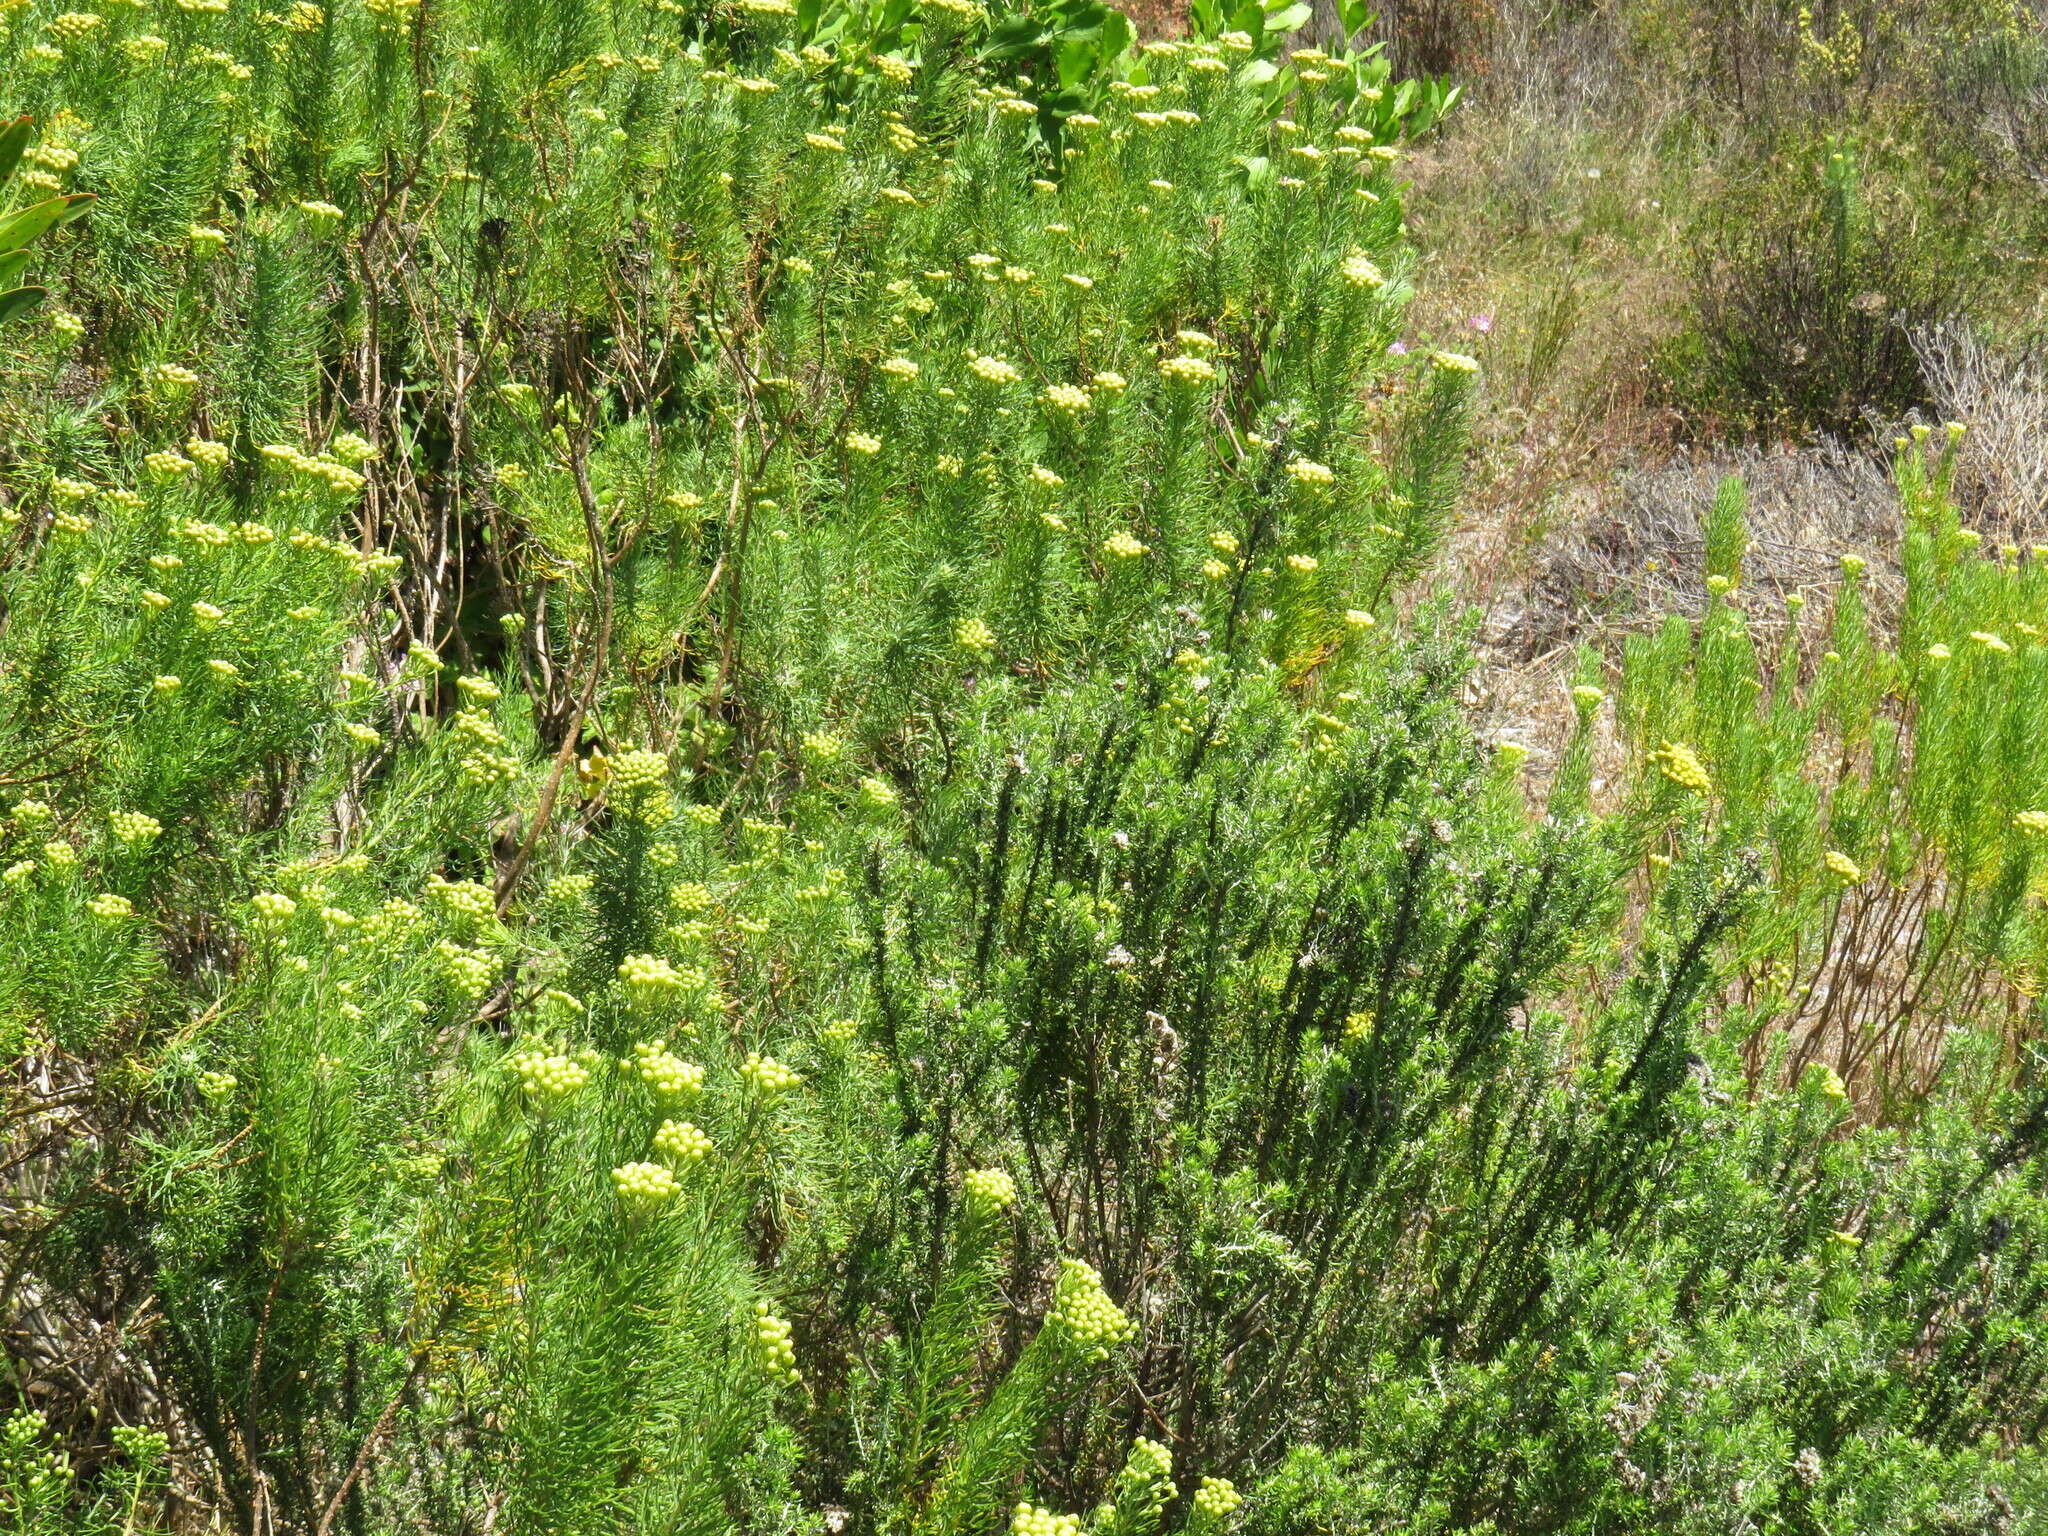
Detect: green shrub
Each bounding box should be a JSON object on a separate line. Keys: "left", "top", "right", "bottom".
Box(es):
{"left": 1, "top": 1, "right": 2044, "bottom": 1533}
{"left": 1669, "top": 139, "right": 1978, "bottom": 439}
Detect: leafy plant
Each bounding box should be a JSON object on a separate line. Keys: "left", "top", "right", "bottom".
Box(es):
{"left": 0, "top": 116, "right": 92, "bottom": 327}
{"left": 0, "top": 2, "right": 2042, "bottom": 1534}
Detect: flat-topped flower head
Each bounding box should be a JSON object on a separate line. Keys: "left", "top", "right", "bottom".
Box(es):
{"left": 964, "top": 1166, "right": 1017, "bottom": 1217}
{"left": 613, "top": 1160, "right": 680, "bottom": 1216}
{"left": 968, "top": 353, "right": 1022, "bottom": 386}
{"left": 654, "top": 1118, "right": 712, "bottom": 1165}
{"left": 1193, "top": 1477, "right": 1242, "bottom": 1522}
{"left": 1649, "top": 741, "right": 1710, "bottom": 795}
{"left": 1341, "top": 254, "right": 1385, "bottom": 288}
{"left": 251, "top": 890, "right": 297, "bottom": 925}
{"left": 110, "top": 811, "right": 162, "bottom": 846}
{"left": 633, "top": 1040, "right": 704, "bottom": 1099}
{"left": 1012, "top": 1504, "right": 1082, "bottom": 1536}
{"left": 619, "top": 954, "right": 685, "bottom": 1014}
{"left": 1044, "top": 1256, "right": 1135, "bottom": 1358}
{"left": 740, "top": 1051, "right": 802, "bottom": 1098}
{"left": 509, "top": 1046, "right": 589, "bottom": 1105}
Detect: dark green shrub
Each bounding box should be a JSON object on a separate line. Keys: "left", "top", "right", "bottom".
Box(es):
{"left": 1671, "top": 141, "right": 1977, "bottom": 439}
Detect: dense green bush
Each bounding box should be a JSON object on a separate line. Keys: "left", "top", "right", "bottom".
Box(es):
{"left": 1668, "top": 140, "right": 1979, "bottom": 439}
{"left": 1, "top": 0, "right": 2045, "bottom": 1533}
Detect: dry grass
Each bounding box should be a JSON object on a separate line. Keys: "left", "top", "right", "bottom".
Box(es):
{"left": 1913, "top": 321, "right": 2048, "bottom": 539}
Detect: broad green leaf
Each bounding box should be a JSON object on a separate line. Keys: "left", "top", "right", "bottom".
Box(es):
{"left": 1055, "top": 37, "right": 1097, "bottom": 87}
{"left": 0, "top": 251, "right": 28, "bottom": 288}
{"left": 0, "top": 118, "right": 31, "bottom": 189}
{"left": 979, "top": 15, "right": 1047, "bottom": 60}
{"left": 0, "top": 194, "right": 95, "bottom": 257}
{"left": 1097, "top": 9, "right": 1131, "bottom": 64}
{"left": 0, "top": 285, "right": 47, "bottom": 326}
{"left": 1264, "top": 1, "right": 1312, "bottom": 32}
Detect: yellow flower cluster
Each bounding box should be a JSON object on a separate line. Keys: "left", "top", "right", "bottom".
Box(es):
{"left": 1122, "top": 1436, "right": 1175, "bottom": 1499}
{"left": 1806, "top": 1062, "right": 1850, "bottom": 1102}
{"left": 1159, "top": 354, "right": 1217, "bottom": 386}
{"left": 740, "top": 1051, "right": 802, "bottom": 1097}
{"left": 607, "top": 745, "right": 667, "bottom": 791}
{"left": 258, "top": 443, "right": 367, "bottom": 495}
{"left": 964, "top": 1166, "right": 1017, "bottom": 1216}
{"left": 1103, "top": 532, "right": 1148, "bottom": 560}
{"left": 363, "top": 897, "right": 426, "bottom": 943}
{"left": 1044, "top": 1257, "right": 1135, "bottom": 1358}
{"left": 438, "top": 941, "right": 496, "bottom": 1002}
{"left": 1649, "top": 741, "right": 1711, "bottom": 796}
{"left": 654, "top": 1118, "right": 712, "bottom": 1165}
{"left": 428, "top": 874, "right": 497, "bottom": 929}
{"left": 109, "top": 810, "right": 162, "bottom": 845}
{"left": 88, "top": 892, "right": 135, "bottom": 920}
{"left": 619, "top": 953, "right": 685, "bottom": 1014}
{"left": 1824, "top": 850, "right": 1863, "bottom": 884}
{"left": 509, "top": 1046, "right": 589, "bottom": 1103}
{"left": 750, "top": 1301, "right": 801, "bottom": 1386}
{"left": 1193, "top": 1477, "right": 1242, "bottom": 1521}
{"left": 251, "top": 890, "right": 297, "bottom": 924}
{"left": 144, "top": 362, "right": 200, "bottom": 393}
{"left": 1011, "top": 1504, "right": 1081, "bottom": 1536}
{"left": 968, "top": 353, "right": 1023, "bottom": 386}
{"left": 956, "top": 617, "right": 996, "bottom": 654}
{"left": 633, "top": 1041, "right": 704, "bottom": 1099}
{"left": 612, "top": 1160, "right": 680, "bottom": 1215}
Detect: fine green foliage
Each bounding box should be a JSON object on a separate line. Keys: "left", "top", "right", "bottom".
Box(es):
{"left": 1, "top": 1, "right": 2045, "bottom": 1534}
